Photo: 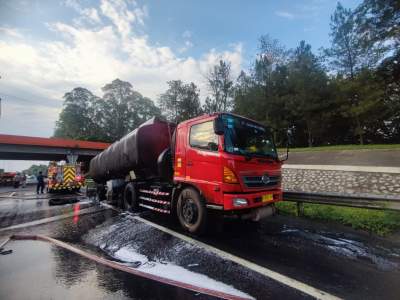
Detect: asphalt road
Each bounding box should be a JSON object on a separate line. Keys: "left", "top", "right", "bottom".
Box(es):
{"left": 1, "top": 186, "right": 399, "bottom": 299}
{"left": 0, "top": 186, "right": 92, "bottom": 228}
{"left": 287, "top": 149, "right": 400, "bottom": 167}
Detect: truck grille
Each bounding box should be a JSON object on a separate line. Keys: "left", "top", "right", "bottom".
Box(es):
{"left": 243, "top": 175, "right": 281, "bottom": 188}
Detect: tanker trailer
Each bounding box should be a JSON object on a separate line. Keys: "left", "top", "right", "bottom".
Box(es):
{"left": 90, "top": 117, "right": 176, "bottom": 202}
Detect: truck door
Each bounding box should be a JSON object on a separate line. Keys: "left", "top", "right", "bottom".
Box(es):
{"left": 173, "top": 123, "right": 187, "bottom": 180}
{"left": 186, "top": 120, "right": 221, "bottom": 202}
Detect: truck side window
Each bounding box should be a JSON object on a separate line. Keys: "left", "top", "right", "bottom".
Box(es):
{"left": 190, "top": 121, "right": 219, "bottom": 151}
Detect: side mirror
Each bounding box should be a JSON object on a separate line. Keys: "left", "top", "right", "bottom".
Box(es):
{"left": 213, "top": 117, "right": 224, "bottom": 135}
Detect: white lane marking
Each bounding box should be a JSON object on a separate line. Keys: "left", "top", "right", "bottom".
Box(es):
{"left": 283, "top": 164, "right": 400, "bottom": 174}
{"left": 133, "top": 215, "right": 341, "bottom": 300}
{"left": 0, "top": 206, "right": 104, "bottom": 232}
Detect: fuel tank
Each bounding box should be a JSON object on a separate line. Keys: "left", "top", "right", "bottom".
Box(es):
{"left": 89, "top": 117, "right": 175, "bottom": 182}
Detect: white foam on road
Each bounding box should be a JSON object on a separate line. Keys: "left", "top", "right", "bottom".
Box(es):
{"left": 112, "top": 246, "right": 254, "bottom": 299}
{"left": 101, "top": 203, "right": 342, "bottom": 299}
{"left": 133, "top": 215, "right": 342, "bottom": 300}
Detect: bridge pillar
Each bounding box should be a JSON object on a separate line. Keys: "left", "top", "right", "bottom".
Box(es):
{"left": 67, "top": 153, "right": 78, "bottom": 164}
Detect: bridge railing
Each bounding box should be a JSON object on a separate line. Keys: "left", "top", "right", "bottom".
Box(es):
{"left": 283, "top": 191, "right": 400, "bottom": 215}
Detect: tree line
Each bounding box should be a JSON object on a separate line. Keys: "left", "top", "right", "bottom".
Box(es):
{"left": 55, "top": 1, "right": 399, "bottom": 147}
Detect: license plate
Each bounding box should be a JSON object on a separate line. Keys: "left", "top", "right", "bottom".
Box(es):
{"left": 262, "top": 194, "right": 273, "bottom": 202}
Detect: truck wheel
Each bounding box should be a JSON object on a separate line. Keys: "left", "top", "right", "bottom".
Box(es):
{"left": 177, "top": 188, "right": 207, "bottom": 234}
{"left": 96, "top": 185, "right": 106, "bottom": 201}
{"left": 124, "top": 183, "right": 140, "bottom": 213}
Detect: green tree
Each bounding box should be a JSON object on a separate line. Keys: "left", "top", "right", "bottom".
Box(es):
{"left": 54, "top": 79, "right": 160, "bottom": 142}
{"left": 355, "top": 0, "right": 400, "bottom": 49}
{"left": 355, "top": 0, "right": 400, "bottom": 143}
{"left": 23, "top": 164, "right": 48, "bottom": 176}
{"left": 204, "top": 60, "right": 234, "bottom": 113}
{"left": 159, "top": 80, "right": 201, "bottom": 122}
{"left": 325, "top": 2, "right": 383, "bottom": 78}
{"left": 376, "top": 49, "right": 400, "bottom": 142}
{"left": 233, "top": 36, "right": 292, "bottom": 146}
{"left": 159, "top": 80, "right": 181, "bottom": 122}
{"left": 233, "top": 71, "right": 263, "bottom": 120}
{"left": 54, "top": 87, "right": 104, "bottom": 140}
{"left": 287, "top": 41, "right": 331, "bottom": 147}
{"left": 333, "top": 70, "right": 386, "bottom": 144}
{"left": 101, "top": 79, "right": 160, "bottom": 140}
{"left": 179, "top": 82, "right": 202, "bottom": 121}
{"left": 325, "top": 2, "right": 385, "bottom": 144}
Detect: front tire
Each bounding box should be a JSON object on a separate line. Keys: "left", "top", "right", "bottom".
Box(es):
{"left": 177, "top": 187, "right": 207, "bottom": 234}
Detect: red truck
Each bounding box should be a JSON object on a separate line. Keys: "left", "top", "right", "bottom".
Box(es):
{"left": 90, "top": 113, "right": 289, "bottom": 234}
{"left": 0, "top": 172, "right": 18, "bottom": 187}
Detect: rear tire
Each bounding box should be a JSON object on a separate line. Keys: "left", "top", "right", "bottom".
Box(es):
{"left": 123, "top": 183, "right": 141, "bottom": 213}
{"left": 96, "top": 185, "right": 106, "bottom": 201}
{"left": 177, "top": 187, "right": 207, "bottom": 234}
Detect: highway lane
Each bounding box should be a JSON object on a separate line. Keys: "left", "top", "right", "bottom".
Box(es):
{"left": 0, "top": 204, "right": 310, "bottom": 299}
{"left": 0, "top": 187, "right": 92, "bottom": 229}
{"left": 286, "top": 149, "right": 400, "bottom": 167}
{"left": 0, "top": 190, "right": 399, "bottom": 299}
{"left": 136, "top": 211, "right": 400, "bottom": 300}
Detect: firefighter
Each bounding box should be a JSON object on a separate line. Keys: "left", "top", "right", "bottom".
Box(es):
{"left": 36, "top": 171, "right": 45, "bottom": 194}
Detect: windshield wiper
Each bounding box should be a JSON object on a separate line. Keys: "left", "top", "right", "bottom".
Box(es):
{"left": 244, "top": 153, "right": 253, "bottom": 161}
{"left": 247, "top": 152, "right": 278, "bottom": 161}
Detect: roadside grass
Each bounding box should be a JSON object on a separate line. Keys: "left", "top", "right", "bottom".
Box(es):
{"left": 276, "top": 201, "right": 400, "bottom": 236}
{"left": 277, "top": 144, "right": 400, "bottom": 153}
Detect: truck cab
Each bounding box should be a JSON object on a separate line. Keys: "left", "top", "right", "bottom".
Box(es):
{"left": 172, "top": 113, "right": 282, "bottom": 232}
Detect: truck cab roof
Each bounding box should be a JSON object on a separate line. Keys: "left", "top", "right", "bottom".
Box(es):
{"left": 178, "top": 112, "right": 263, "bottom": 127}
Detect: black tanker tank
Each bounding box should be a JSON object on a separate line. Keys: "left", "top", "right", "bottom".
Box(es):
{"left": 89, "top": 117, "right": 175, "bottom": 183}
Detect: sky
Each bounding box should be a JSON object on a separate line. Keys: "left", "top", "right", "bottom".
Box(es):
{"left": 0, "top": 0, "right": 361, "bottom": 171}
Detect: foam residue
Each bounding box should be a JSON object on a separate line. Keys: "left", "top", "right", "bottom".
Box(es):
{"left": 111, "top": 246, "right": 253, "bottom": 299}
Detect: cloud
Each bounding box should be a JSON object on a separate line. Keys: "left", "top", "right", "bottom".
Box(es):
{"left": 179, "top": 40, "right": 194, "bottom": 53}
{"left": 0, "top": 0, "right": 243, "bottom": 138}
{"left": 64, "top": 0, "right": 102, "bottom": 25}
{"left": 0, "top": 27, "right": 24, "bottom": 39}
{"left": 100, "top": 0, "right": 147, "bottom": 36}
{"left": 83, "top": 8, "right": 102, "bottom": 24}
{"left": 275, "top": 11, "right": 295, "bottom": 20}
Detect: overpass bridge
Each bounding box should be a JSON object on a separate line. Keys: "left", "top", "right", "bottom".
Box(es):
{"left": 0, "top": 134, "right": 110, "bottom": 163}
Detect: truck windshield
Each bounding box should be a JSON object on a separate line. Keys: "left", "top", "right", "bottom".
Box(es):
{"left": 221, "top": 114, "right": 277, "bottom": 159}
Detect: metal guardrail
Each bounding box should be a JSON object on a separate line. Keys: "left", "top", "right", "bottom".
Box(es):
{"left": 283, "top": 191, "right": 400, "bottom": 215}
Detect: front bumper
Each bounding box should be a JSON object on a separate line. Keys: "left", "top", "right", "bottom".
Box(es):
{"left": 222, "top": 189, "right": 282, "bottom": 210}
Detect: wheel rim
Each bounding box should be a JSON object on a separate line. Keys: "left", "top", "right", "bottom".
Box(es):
{"left": 181, "top": 198, "right": 198, "bottom": 225}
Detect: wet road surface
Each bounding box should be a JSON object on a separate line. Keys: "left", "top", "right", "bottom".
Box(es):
{"left": 0, "top": 186, "right": 91, "bottom": 228}
{"left": 128, "top": 212, "right": 400, "bottom": 300}
{"left": 1, "top": 188, "right": 400, "bottom": 299}
{"left": 1, "top": 240, "right": 216, "bottom": 300}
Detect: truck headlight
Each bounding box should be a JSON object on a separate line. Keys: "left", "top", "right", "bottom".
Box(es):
{"left": 233, "top": 198, "right": 248, "bottom": 207}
